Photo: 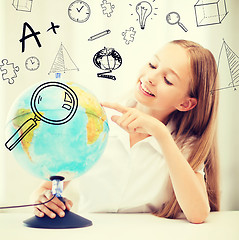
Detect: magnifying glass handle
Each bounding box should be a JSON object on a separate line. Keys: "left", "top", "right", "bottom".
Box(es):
{"left": 178, "top": 22, "right": 188, "bottom": 32}
{"left": 5, "top": 118, "right": 38, "bottom": 151}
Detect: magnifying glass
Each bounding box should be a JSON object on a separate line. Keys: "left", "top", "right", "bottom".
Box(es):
{"left": 5, "top": 81, "right": 78, "bottom": 151}
{"left": 166, "top": 12, "right": 188, "bottom": 32}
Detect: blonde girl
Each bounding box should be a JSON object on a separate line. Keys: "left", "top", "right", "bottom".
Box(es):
{"left": 33, "top": 40, "right": 219, "bottom": 224}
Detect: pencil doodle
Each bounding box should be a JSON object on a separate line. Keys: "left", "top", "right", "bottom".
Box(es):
{"left": 88, "top": 29, "right": 111, "bottom": 41}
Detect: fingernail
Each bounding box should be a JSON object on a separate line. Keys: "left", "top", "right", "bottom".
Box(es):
{"left": 60, "top": 211, "right": 65, "bottom": 218}
{"left": 51, "top": 213, "right": 56, "bottom": 218}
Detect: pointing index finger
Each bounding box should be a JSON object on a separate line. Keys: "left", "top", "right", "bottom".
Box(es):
{"left": 101, "top": 102, "right": 128, "bottom": 114}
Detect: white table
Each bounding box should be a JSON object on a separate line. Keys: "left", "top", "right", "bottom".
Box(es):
{"left": 0, "top": 211, "right": 238, "bottom": 240}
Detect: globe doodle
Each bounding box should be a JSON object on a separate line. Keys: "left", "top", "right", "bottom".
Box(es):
{"left": 93, "top": 47, "right": 122, "bottom": 71}
{"left": 93, "top": 47, "right": 122, "bottom": 80}
{"left": 5, "top": 81, "right": 109, "bottom": 181}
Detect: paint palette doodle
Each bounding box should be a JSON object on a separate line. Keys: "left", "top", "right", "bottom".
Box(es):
{"left": 0, "top": 59, "right": 19, "bottom": 84}
{"left": 122, "top": 27, "right": 136, "bottom": 45}
{"left": 101, "top": 0, "right": 115, "bottom": 17}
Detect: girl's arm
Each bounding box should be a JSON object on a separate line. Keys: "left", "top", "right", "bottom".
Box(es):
{"left": 31, "top": 181, "right": 73, "bottom": 218}
{"left": 154, "top": 128, "right": 210, "bottom": 223}
{"left": 102, "top": 102, "right": 210, "bottom": 223}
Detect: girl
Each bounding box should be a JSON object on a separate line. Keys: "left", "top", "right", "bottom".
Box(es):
{"left": 32, "top": 40, "right": 220, "bottom": 224}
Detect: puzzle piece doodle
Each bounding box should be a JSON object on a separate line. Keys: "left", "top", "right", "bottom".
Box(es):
{"left": 122, "top": 27, "right": 136, "bottom": 45}
{"left": 0, "top": 59, "right": 19, "bottom": 84}
{"left": 101, "top": 0, "right": 115, "bottom": 17}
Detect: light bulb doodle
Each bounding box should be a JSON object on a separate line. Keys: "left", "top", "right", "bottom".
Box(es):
{"left": 5, "top": 81, "right": 78, "bottom": 151}
{"left": 136, "top": 1, "right": 153, "bottom": 30}
{"left": 166, "top": 12, "right": 188, "bottom": 32}
{"left": 129, "top": 1, "right": 158, "bottom": 29}
{"left": 93, "top": 47, "right": 122, "bottom": 81}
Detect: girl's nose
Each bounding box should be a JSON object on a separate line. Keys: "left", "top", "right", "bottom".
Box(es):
{"left": 149, "top": 80, "right": 154, "bottom": 85}
{"left": 146, "top": 70, "right": 157, "bottom": 86}
{"left": 147, "top": 77, "right": 156, "bottom": 86}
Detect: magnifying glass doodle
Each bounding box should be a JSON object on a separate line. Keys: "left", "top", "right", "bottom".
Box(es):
{"left": 5, "top": 81, "right": 78, "bottom": 151}
{"left": 166, "top": 12, "right": 188, "bottom": 32}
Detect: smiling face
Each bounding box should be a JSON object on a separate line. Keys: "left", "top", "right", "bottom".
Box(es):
{"left": 134, "top": 43, "right": 197, "bottom": 122}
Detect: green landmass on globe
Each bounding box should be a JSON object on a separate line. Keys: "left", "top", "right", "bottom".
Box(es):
{"left": 6, "top": 81, "right": 109, "bottom": 181}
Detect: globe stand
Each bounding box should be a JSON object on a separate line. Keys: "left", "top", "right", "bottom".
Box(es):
{"left": 23, "top": 176, "right": 93, "bottom": 229}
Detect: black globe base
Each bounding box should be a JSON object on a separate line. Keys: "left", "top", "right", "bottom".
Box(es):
{"left": 23, "top": 210, "right": 93, "bottom": 229}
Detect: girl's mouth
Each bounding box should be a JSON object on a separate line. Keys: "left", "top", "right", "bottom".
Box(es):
{"left": 139, "top": 81, "right": 155, "bottom": 97}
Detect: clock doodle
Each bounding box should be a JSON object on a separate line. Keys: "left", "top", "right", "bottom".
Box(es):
{"left": 25, "top": 56, "right": 40, "bottom": 71}
{"left": 68, "top": 1, "right": 91, "bottom": 23}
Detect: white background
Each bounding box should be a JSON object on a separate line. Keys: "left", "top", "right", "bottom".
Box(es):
{"left": 0, "top": 0, "right": 238, "bottom": 212}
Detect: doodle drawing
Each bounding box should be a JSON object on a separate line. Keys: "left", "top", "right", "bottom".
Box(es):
{"left": 0, "top": 59, "right": 19, "bottom": 84}
{"left": 88, "top": 29, "right": 111, "bottom": 41}
{"left": 5, "top": 81, "right": 78, "bottom": 151}
{"left": 136, "top": 1, "right": 152, "bottom": 30}
{"left": 101, "top": 0, "right": 115, "bottom": 17}
{"left": 129, "top": 1, "right": 158, "bottom": 30}
{"left": 122, "top": 27, "right": 136, "bottom": 45}
{"left": 12, "top": 0, "right": 33, "bottom": 12}
{"left": 211, "top": 39, "right": 239, "bottom": 93}
{"left": 48, "top": 43, "right": 79, "bottom": 75}
{"left": 25, "top": 56, "right": 40, "bottom": 71}
{"left": 166, "top": 12, "right": 188, "bottom": 32}
{"left": 93, "top": 47, "right": 122, "bottom": 80}
{"left": 194, "top": 0, "right": 228, "bottom": 27}
{"left": 68, "top": 1, "right": 91, "bottom": 23}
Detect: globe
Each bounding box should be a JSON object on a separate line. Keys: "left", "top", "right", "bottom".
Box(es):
{"left": 5, "top": 80, "right": 109, "bottom": 181}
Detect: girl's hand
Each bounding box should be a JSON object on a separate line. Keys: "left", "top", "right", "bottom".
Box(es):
{"left": 33, "top": 190, "right": 73, "bottom": 218}
{"left": 101, "top": 102, "right": 168, "bottom": 138}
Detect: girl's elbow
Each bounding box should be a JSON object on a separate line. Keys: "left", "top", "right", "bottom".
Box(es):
{"left": 187, "top": 206, "right": 210, "bottom": 224}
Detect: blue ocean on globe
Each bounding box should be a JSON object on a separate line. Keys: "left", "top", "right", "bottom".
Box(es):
{"left": 5, "top": 81, "right": 109, "bottom": 181}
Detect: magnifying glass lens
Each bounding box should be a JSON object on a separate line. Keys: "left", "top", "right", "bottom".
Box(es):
{"left": 34, "top": 86, "right": 74, "bottom": 122}
{"left": 167, "top": 12, "right": 180, "bottom": 24}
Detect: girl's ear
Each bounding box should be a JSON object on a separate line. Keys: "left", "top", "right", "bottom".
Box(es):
{"left": 177, "top": 97, "right": 197, "bottom": 112}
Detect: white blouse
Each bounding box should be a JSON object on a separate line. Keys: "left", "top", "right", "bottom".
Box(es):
{"left": 76, "top": 106, "right": 204, "bottom": 213}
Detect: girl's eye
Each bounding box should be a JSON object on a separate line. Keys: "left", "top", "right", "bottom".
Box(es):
{"left": 164, "top": 77, "right": 173, "bottom": 86}
{"left": 149, "top": 62, "right": 156, "bottom": 69}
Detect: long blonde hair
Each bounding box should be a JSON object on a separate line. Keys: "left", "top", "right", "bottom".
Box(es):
{"left": 155, "top": 40, "right": 220, "bottom": 218}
